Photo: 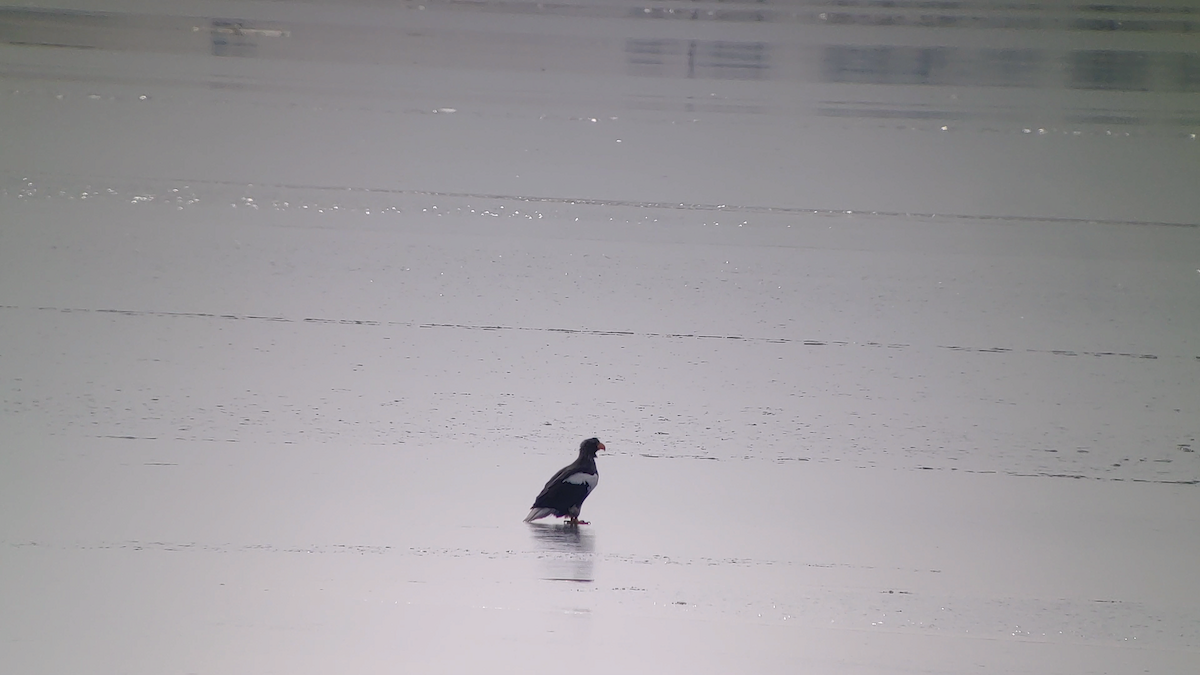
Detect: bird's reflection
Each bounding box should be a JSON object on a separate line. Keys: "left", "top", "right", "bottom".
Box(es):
{"left": 528, "top": 523, "right": 595, "bottom": 583}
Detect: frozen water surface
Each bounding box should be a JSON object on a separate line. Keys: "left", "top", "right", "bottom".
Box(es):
{"left": 1, "top": 0, "right": 1198, "bottom": 673}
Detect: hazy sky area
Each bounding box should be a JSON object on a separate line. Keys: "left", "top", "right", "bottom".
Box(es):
{"left": 1, "top": 1, "right": 1198, "bottom": 673}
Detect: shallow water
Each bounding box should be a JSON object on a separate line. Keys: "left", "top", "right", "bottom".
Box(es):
{"left": 2, "top": 1, "right": 1199, "bottom": 673}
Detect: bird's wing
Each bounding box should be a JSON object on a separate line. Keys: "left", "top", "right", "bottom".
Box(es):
{"left": 531, "top": 471, "right": 595, "bottom": 510}
{"left": 534, "top": 461, "right": 598, "bottom": 503}
{"left": 540, "top": 461, "right": 581, "bottom": 492}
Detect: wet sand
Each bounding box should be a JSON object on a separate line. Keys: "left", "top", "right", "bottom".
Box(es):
{"left": 2, "top": 1, "right": 1199, "bottom": 673}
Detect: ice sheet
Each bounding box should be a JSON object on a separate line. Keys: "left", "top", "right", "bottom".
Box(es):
{"left": 2, "top": 1, "right": 1198, "bottom": 673}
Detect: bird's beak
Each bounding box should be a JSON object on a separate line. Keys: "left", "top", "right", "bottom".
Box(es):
{"left": 598, "top": 442, "right": 606, "bottom": 451}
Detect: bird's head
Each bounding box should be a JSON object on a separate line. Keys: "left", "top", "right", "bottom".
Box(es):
{"left": 580, "top": 437, "right": 605, "bottom": 458}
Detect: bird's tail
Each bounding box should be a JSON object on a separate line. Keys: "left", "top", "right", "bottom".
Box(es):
{"left": 524, "top": 508, "right": 554, "bottom": 523}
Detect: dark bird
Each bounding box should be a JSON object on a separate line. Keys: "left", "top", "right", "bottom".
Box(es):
{"left": 524, "top": 438, "right": 604, "bottom": 525}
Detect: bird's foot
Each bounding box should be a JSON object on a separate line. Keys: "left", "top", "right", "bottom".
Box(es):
{"left": 568, "top": 518, "right": 589, "bottom": 526}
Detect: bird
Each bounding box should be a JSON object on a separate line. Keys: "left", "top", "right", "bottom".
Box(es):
{"left": 524, "top": 438, "right": 604, "bottom": 526}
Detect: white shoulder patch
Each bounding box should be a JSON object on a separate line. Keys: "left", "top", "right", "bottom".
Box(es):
{"left": 564, "top": 472, "right": 598, "bottom": 490}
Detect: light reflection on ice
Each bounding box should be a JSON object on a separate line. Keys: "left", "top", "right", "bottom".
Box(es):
{"left": 528, "top": 523, "right": 595, "bottom": 583}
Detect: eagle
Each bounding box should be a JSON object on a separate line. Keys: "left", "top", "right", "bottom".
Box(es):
{"left": 524, "top": 438, "right": 604, "bottom": 525}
